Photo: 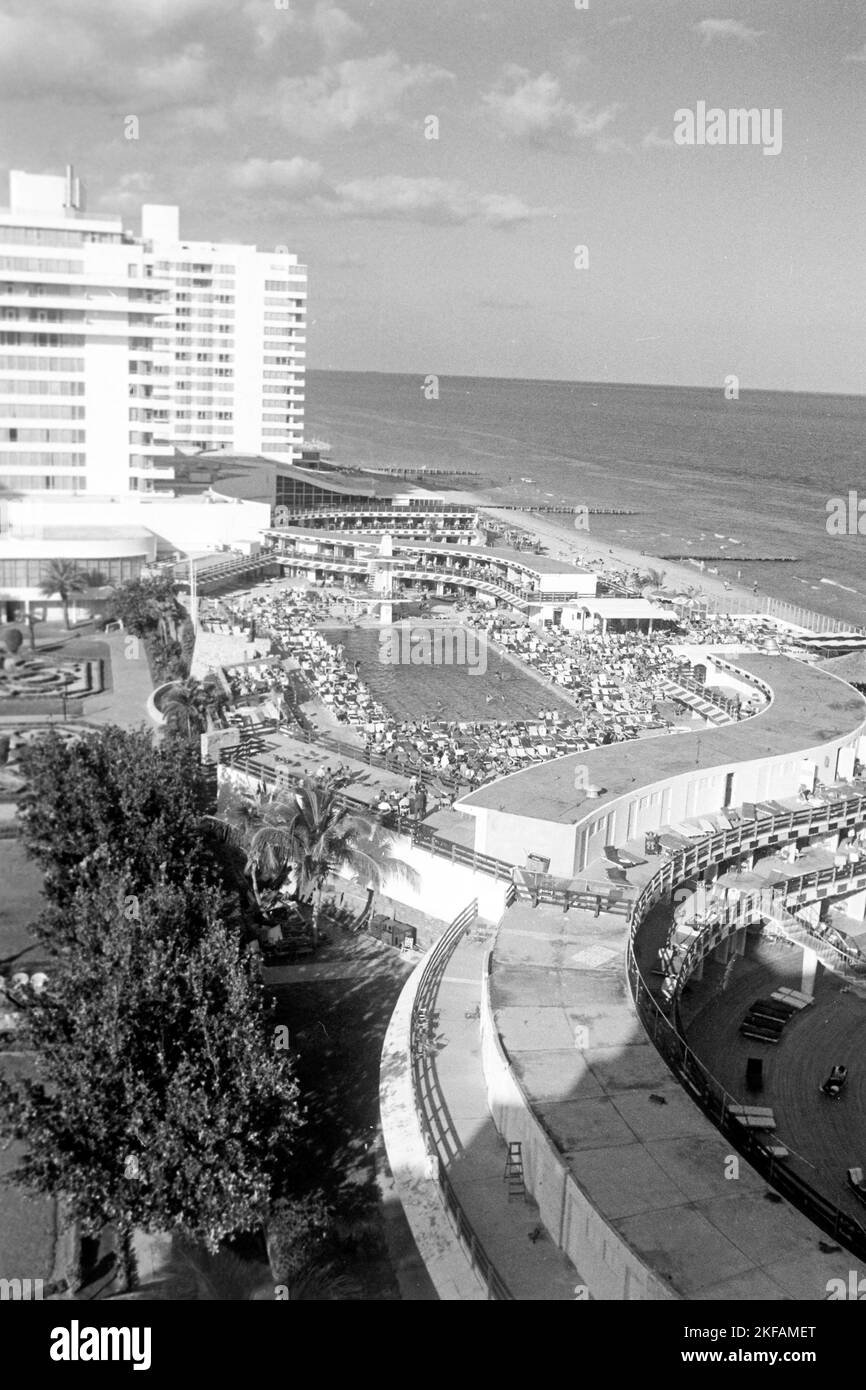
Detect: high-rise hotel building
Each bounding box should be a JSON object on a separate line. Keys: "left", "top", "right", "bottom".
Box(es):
{"left": 0, "top": 167, "right": 306, "bottom": 496}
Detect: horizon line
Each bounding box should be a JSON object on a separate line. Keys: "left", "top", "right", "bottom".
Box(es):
{"left": 304, "top": 369, "right": 866, "bottom": 401}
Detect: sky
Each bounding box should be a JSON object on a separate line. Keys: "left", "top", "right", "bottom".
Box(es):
{"left": 0, "top": 0, "right": 864, "bottom": 392}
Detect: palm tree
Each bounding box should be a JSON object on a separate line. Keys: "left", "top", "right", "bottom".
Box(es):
{"left": 639, "top": 566, "right": 667, "bottom": 593}
{"left": 161, "top": 677, "right": 215, "bottom": 741}
{"left": 40, "top": 559, "right": 84, "bottom": 629}
{"left": 242, "top": 778, "right": 420, "bottom": 942}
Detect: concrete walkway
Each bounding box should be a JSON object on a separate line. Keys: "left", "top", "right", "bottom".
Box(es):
{"left": 79, "top": 630, "right": 155, "bottom": 730}
{"left": 434, "top": 925, "right": 582, "bottom": 1299}
{"left": 382, "top": 913, "right": 581, "bottom": 1300}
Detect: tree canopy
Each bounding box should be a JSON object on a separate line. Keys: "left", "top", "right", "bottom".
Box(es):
{"left": 109, "top": 576, "right": 185, "bottom": 641}
{"left": 17, "top": 726, "right": 218, "bottom": 907}
{"left": 0, "top": 872, "right": 300, "bottom": 1249}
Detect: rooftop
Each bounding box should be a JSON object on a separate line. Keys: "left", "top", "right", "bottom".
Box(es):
{"left": 460, "top": 655, "right": 866, "bottom": 822}
{"left": 277, "top": 463, "right": 410, "bottom": 499}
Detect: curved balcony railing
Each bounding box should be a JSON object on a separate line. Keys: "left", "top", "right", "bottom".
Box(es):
{"left": 626, "top": 786, "right": 866, "bottom": 1259}
{"left": 668, "top": 862, "right": 866, "bottom": 1001}
{"left": 409, "top": 900, "right": 513, "bottom": 1301}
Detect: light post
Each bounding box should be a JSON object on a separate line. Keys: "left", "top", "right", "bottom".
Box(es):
{"left": 188, "top": 553, "right": 198, "bottom": 634}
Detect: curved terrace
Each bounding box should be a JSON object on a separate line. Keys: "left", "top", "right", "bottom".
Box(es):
{"left": 385, "top": 655, "right": 866, "bottom": 1300}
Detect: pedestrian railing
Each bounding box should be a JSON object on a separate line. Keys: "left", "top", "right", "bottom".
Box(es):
{"left": 626, "top": 786, "right": 866, "bottom": 1259}
{"left": 409, "top": 899, "right": 513, "bottom": 1300}
{"left": 668, "top": 860, "right": 866, "bottom": 1001}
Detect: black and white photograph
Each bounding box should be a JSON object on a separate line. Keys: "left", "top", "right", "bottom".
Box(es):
{"left": 0, "top": 0, "right": 865, "bottom": 1351}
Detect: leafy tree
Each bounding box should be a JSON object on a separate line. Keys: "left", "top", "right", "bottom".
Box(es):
{"left": 17, "top": 726, "right": 218, "bottom": 907}
{"left": 0, "top": 871, "right": 300, "bottom": 1251}
{"left": 109, "top": 576, "right": 185, "bottom": 643}
{"left": 40, "top": 559, "right": 84, "bottom": 629}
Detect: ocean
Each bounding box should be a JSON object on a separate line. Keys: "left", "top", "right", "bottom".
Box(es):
{"left": 305, "top": 371, "right": 866, "bottom": 628}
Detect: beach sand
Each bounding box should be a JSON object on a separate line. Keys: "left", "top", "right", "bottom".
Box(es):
{"left": 455, "top": 497, "right": 761, "bottom": 609}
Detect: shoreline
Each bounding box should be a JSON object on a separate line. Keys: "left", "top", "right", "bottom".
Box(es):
{"left": 450, "top": 489, "right": 763, "bottom": 613}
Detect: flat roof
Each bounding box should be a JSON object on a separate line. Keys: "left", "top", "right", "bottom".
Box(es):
{"left": 403, "top": 542, "right": 589, "bottom": 576}
{"left": 491, "top": 893, "right": 856, "bottom": 1298}
{"left": 460, "top": 655, "right": 866, "bottom": 823}
{"left": 277, "top": 463, "right": 409, "bottom": 499}
{"left": 575, "top": 598, "right": 676, "bottom": 619}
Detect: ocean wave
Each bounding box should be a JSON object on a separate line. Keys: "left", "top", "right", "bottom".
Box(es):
{"left": 820, "top": 578, "right": 858, "bottom": 593}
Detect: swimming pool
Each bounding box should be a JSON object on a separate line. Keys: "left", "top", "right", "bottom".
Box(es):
{"left": 322, "top": 626, "right": 577, "bottom": 722}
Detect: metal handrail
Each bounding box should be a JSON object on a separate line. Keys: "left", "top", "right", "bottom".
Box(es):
{"left": 409, "top": 900, "right": 513, "bottom": 1300}
{"left": 626, "top": 787, "right": 866, "bottom": 1258}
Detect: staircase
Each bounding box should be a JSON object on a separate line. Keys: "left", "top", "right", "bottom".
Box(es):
{"left": 657, "top": 678, "right": 737, "bottom": 727}
{"left": 763, "top": 904, "right": 866, "bottom": 984}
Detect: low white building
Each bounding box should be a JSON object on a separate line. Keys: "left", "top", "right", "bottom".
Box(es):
{"left": 0, "top": 490, "right": 270, "bottom": 623}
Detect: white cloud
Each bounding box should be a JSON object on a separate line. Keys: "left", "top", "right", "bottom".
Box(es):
{"left": 312, "top": 175, "right": 551, "bottom": 226}
{"left": 0, "top": 6, "right": 214, "bottom": 104}
{"left": 273, "top": 51, "right": 454, "bottom": 138}
{"left": 226, "top": 164, "right": 551, "bottom": 226}
{"left": 230, "top": 157, "right": 327, "bottom": 194}
{"left": 695, "top": 19, "right": 763, "bottom": 45}
{"left": 481, "top": 67, "right": 620, "bottom": 143}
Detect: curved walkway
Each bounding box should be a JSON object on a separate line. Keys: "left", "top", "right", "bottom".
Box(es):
{"left": 381, "top": 920, "right": 580, "bottom": 1300}
{"left": 383, "top": 655, "right": 866, "bottom": 1297}
{"left": 487, "top": 889, "right": 863, "bottom": 1299}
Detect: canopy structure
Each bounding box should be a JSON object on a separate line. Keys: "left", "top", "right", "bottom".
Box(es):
{"left": 567, "top": 597, "right": 677, "bottom": 632}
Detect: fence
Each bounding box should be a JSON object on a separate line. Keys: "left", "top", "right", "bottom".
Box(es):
{"left": 409, "top": 899, "right": 513, "bottom": 1300}
{"left": 701, "top": 591, "right": 866, "bottom": 636}
{"left": 220, "top": 747, "right": 633, "bottom": 911}
{"left": 670, "top": 859, "right": 866, "bottom": 998}
{"left": 626, "top": 787, "right": 866, "bottom": 1258}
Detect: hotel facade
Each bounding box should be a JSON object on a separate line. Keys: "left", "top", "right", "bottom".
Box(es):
{"left": 0, "top": 166, "right": 306, "bottom": 498}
